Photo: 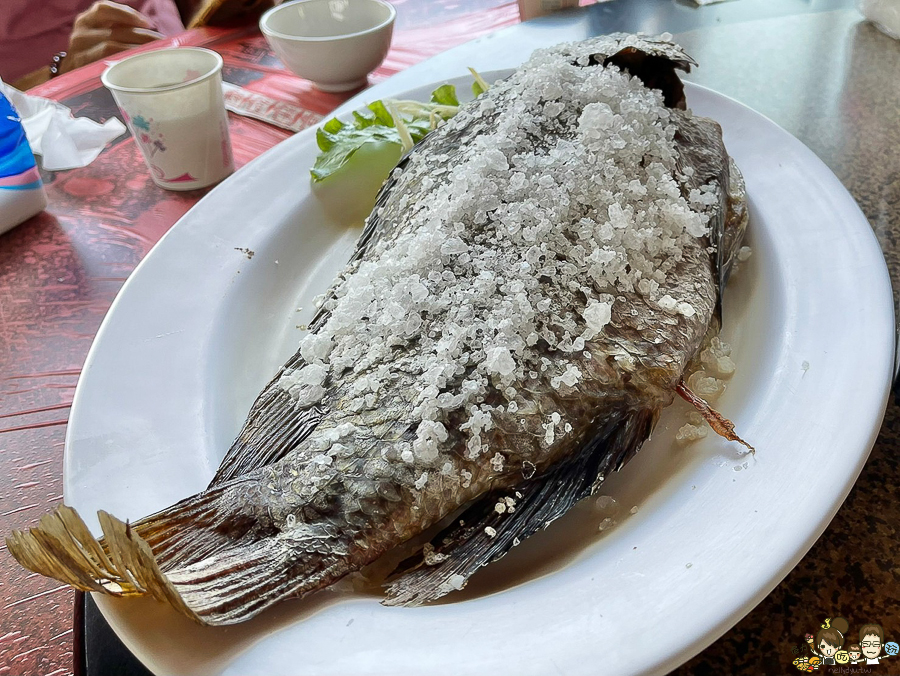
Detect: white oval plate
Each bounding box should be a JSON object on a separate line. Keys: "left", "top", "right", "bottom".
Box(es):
{"left": 65, "top": 73, "right": 893, "bottom": 676}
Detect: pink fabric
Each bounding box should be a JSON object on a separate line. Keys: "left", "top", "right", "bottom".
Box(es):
{"left": 0, "top": 0, "right": 184, "bottom": 83}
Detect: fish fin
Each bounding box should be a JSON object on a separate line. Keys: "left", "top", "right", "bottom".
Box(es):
{"left": 6, "top": 504, "right": 201, "bottom": 621}
{"left": 213, "top": 127, "right": 465, "bottom": 484}
{"left": 6, "top": 492, "right": 348, "bottom": 625}
{"left": 382, "top": 408, "right": 656, "bottom": 607}
{"left": 129, "top": 485, "right": 251, "bottom": 571}
{"left": 210, "top": 350, "right": 324, "bottom": 486}
{"left": 7, "top": 485, "right": 242, "bottom": 619}
{"left": 676, "top": 380, "right": 755, "bottom": 453}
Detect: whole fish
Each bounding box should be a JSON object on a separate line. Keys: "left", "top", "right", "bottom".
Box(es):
{"left": 8, "top": 33, "right": 750, "bottom": 625}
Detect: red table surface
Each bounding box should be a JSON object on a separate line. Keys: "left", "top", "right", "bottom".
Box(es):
{"left": 0, "top": 2, "right": 526, "bottom": 673}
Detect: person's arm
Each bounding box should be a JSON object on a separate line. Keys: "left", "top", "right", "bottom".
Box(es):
{"left": 11, "top": 1, "right": 163, "bottom": 90}
{"left": 186, "top": 0, "right": 275, "bottom": 28}
{"left": 62, "top": 1, "right": 163, "bottom": 73}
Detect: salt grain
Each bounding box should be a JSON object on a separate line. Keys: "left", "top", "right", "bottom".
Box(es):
{"left": 423, "top": 543, "right": 449, "bottom": 565}
{"left": 675, "top": 422, "right": 708, "bottom": 444}
{"left": 448, "top": 574, "right": 466, "bottom": 590}
{"left": 582, "top": 299, "right": 612, "bottom": 337}
{"left": 595, "top": 495, "right": 617, "bottom": 510}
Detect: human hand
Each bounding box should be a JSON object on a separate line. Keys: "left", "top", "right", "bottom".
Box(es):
{"left": 61, "top": 1, "right": 164, "bottom": 74}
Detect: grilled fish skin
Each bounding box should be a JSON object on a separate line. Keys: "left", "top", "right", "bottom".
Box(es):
{"left": 7, "top": 33, "right": 749, "bottom": 625}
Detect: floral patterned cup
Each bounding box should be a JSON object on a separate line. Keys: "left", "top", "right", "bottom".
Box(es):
{"left": 101, "top": 48, "right": 234, "bottom": 191}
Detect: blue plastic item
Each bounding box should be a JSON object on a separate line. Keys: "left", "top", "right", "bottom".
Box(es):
{"left": 0, "top": 93, "right": 46, "bottom": 234}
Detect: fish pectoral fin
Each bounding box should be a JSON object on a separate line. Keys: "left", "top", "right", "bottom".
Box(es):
{"left": 6, "top": 505, "right": 202, "bottom": 622}
{"left": 676, "top": 380, "right": 755, "bottom": 453}
{"left": 382, "top": 408, "right": 656, "bottom": 607}
{"left": 209, "top": 350, "right": 324, "bottom": 486}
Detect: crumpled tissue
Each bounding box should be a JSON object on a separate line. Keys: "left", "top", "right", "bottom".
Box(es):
{"left": 0, "top": 78, "right": 126, "bottom": 171}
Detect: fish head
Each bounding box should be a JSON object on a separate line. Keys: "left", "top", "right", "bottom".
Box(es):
{"left": 549, "top": 34, "right": 696, "bottom": 110}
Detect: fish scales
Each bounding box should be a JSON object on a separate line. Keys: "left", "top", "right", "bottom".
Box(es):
{"left": 7, "top": 34, "right": 749, "bottom": 624}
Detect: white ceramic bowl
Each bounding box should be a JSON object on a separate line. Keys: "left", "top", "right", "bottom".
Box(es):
{"left": 260, "top": 0, "right": 396, "bottom": 92}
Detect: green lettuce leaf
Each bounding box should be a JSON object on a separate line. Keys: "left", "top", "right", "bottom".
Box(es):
{"left": 310, "top": 74, "right": 487, "bottom": 183}
{"left": 430, "top": 84, "right": 460, "bottom": 107}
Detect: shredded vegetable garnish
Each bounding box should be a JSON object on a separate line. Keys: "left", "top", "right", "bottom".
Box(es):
{"left": 310, "top": 73, "right": 487, "bottom": 183}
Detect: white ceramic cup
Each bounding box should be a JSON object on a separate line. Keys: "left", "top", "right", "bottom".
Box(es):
{"left": 101, "top": 48, "right": 235, "bottom": 191}
{"left": 260, "top": 0, "right": 396, "bottom": 92}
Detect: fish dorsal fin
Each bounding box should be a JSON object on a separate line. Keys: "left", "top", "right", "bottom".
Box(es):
{"left": 209, "top": 350, "right": 324, "bottom": 486}
{"left": 383, "top": 408, "right": 656, "bottom": 607}
{"left": 214, "top": 118, "right": 481, "bottom": 485}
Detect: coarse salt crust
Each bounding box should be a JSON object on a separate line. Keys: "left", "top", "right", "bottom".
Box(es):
{"left": 279, "top": 41, "right": 718, "bottom": 485}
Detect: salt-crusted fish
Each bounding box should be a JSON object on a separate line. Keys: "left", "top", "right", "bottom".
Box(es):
{"left": 8, "top": 34, "right": 750, "bottom": 625}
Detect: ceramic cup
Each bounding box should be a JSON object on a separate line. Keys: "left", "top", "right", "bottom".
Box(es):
{"left": 260, "top": 0, "right": 396, "bottom": 92}
{"left": 101, "top": 47, "right": 235, "bottom": 191}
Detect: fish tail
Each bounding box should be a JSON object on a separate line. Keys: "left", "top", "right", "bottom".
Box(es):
{"left": 7, "top": 488, "right": 351, "bottom": 625}
{"left": 6, "top": 504, "right": 201, "bottom": 621}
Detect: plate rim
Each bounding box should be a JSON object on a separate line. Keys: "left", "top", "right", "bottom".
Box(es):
{"left": 67, "top": 74, "right": 894, "bottom": 676}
